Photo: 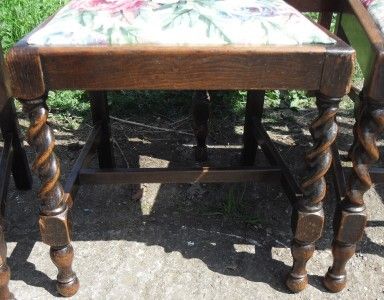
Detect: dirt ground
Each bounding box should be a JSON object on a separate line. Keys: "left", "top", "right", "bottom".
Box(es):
{"left": 3, "top": 106, "right": 384, "bottom": 299}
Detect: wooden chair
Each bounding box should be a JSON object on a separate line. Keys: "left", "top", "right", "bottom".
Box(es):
{"left": 4, "top": 0, "right": 355, "bottom": 296}
{"left": 322, "top": 0, "right": 384, "bottom": 293}
{"left": 0, "top": 46, "right": 32, "bottom": 299}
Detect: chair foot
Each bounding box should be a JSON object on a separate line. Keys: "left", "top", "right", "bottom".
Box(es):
{"left": 323, "top": 270, "right": 346, "bottom": 293}
{"left": 50, "top": 245, "right": 79, "bottom": 297}
{"left": 286, "top": 273, "right": 308, "bottom": 293}
{"left": 0, "top": 265, "right": 13, "bottom": 300}
{"left": 286, "top": 241, "right": 314, "bottom": 293}
{"left": 56, "top": 277, "right": 80, "bottom": 298}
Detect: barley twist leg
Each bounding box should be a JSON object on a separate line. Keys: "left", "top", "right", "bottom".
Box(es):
{"left": 348, "top": 91, "right": 363, "bottom": 160}
{"left": 286, "top": 94, "right": 341, "bottom": 292}
{"left": 22, "top": 98, "right": 79, "bottom": 297}
{"left": 324, "top": 97, "right": 384, "bottom": 292}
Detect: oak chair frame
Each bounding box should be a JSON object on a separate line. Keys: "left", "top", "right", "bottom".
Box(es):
{"left": 3, "top": 0, "right": 356, "bottom": 297}
{"left": 321, "top": 0, "right": 384, "bottom": 293}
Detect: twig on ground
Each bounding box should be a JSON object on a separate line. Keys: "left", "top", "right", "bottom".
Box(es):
{"left": 112, "top": 138, "right": 129, "bottom": 168}
{"left": 170, "top": 115, "right": 190, "bottom": 127}
{"left": 239, "top": 183, "right": 247, "bottom": 203}
{"left": 110, "top": 116, "right": 194, "bottom": 136}
{"left": 147, "top": 138, "right": 173, "bottom": 141}
{"left": 134, "top": 130, "right": 170, "bottom": 135}
{"left": 299, "top": 110, "right": 317, "bottom": 119}
{"left": 174, "top": 119, "right": 191, "bottom": 130}
{"left": 274, "top": 239, "right": 290, "bottom": 248}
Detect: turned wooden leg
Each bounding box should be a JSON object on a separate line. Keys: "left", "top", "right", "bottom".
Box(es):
{"left": 286, "top": 94, "right": 341, "bottom": 293}
{"left": 22, "top": 97, "right": 79, "bottom": 297}
{"left": 324, "top": 97, "right": 384, "bottom": 292}
{"left": 0, "top": 101, "right": 32, "bottom": 191}
{"left": 192, "top": 91, "right": 210, "bottom": 162}
{"left": 89, "top": 91, "right": 115, "bottom": 169}
{"left": 242, "top": 90, "right": 265, "bottom": 166}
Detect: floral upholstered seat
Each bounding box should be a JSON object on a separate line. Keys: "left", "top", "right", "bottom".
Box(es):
{"left": 361, "top": 0, "right": 384, "bottom": 34}
{"left": 27, "top": 0, "right": 336, "bottom": 46}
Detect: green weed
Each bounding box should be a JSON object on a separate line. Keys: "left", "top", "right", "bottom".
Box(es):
{"left": 205, "top": 184, "right": 261, "bottom": 226}
{"left": 108, "top": 90, "right": 193, "bottom": 119}
{"left": 47, "top": 91, "right": 89, "bottom": 115}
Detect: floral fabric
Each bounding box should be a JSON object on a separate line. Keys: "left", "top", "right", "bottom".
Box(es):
{"left": 361, "top": 0, "right": 384, "bottom": 35}
{"left": 27, "top": 0, "right": 336, "bottom": 46}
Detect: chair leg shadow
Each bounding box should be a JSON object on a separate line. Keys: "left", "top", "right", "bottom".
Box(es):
{"left": 8, "top": 239, "right": 58, "bottom": 296}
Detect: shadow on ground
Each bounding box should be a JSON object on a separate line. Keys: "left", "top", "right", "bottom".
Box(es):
{"left": 2, "top": 96, "right": 384, "bottom": 298}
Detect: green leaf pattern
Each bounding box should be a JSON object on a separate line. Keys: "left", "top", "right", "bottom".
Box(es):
{"left": 28, "top": 0, "right": 335, "bottom": 46}
{"left": 363, "top": 0, "right": 384, "bottom": 35}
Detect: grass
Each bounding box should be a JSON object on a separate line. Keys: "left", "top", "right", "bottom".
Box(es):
{"left": 0, "top": 3, "right": 358, "bottom": 124}
{"left": 203, "top": 184, "right": 261, "bottom": 225}
{"left": 0, "top": 0, "right": 68, "bottom": 51}
{"left": 0, "top": 0, "right": 88, "bottom": 125}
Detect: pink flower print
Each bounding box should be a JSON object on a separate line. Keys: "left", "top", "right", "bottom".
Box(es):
{"left": 361, "top": 0, "right": 375, "bottom": 7}
{"left": 70, "top": 0, "right": 145, "bottom": 14}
